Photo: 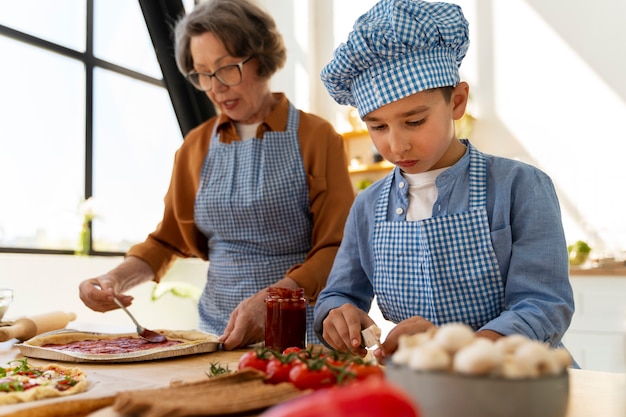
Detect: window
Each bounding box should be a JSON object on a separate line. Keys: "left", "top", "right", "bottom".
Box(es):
{"left": 0, "top": 0, "right": 188, "bottom": 255}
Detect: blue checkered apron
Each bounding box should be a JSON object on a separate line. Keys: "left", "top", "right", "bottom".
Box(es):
{"left": 373, "top": 145, "right": 504, "bottom": 329}
{"left": 194, "top": 104, "right": 318, "bottom": 343}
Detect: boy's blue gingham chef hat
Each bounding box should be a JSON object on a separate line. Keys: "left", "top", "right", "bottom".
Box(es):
{"left": 321, "top": 0, "right": 469, "bottom": 118}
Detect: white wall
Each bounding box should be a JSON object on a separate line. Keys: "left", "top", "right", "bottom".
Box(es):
{"left": 265, "top": 0, "right": 626, "bottom": 259}
{"left": 470, "top": 0, "right": 626, "bottom": 260}
{"left": 562, "top": 276, "right": 626, "bottom": 373}
{"left": 0, "top": 254, "right": 207, "bottom": 333}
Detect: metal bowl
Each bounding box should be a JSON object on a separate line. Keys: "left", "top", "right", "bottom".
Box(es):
{"left": 385, "top": 363, "right": 569, "bottom": 417}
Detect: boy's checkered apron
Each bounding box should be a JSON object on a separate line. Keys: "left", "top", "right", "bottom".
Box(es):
{"left": 373, "top": 143, "right": 504, "bottom": 329}
{"left": 194, "top": 104, "right": 318, "bottom": 344}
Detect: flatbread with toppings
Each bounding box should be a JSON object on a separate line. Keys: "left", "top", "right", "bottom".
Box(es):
{"left": 0, "top": 358, "right": 88, "bottom": 405}
{"left": 40, "top": 335, "right": 183, "bottom": 355}
{"left": 17, "top": 329, "right": 220, "bottom": 363}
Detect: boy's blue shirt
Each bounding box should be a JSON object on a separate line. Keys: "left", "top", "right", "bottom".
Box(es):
{"left": 314, "top": 141, "right": 574, "bottom": 348}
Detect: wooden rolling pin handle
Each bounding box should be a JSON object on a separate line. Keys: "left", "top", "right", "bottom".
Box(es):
{"left": 0, "top": 318, "right": 37, "bottom": 342}
{"left": 29, "top": 311, "right": 77, "bottom": 337}
{"left": 0, "top": 311, "right": 77, "bottom": 341}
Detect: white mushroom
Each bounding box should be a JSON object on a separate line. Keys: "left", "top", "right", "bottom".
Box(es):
{"left": 394, "top": 324, "right": 570, "bottom": 379}
{"left": 433, "top": 323, "right": 475, "bottom": 354}
{"left": 453, "top": 338, "right": 503, "bottom": 375}
{"left": 391, "top": 337, "right": 412, "bottom": 365}
{"left": 514, "top": 340, "right": 561, "bottom": 376}
{"left": 361, "top": 324, "right": 382, "bottom": 349}
{"left": 398, "top": 331, "right": 433, "bottom": 350}
{"left": 392, "top": 332, "right": 434, "bottom": 365}
{"left": 495, "top": 334, "right": 530, "bottom": 355}
{"left": 552, "top": 348, "right": 573, "bottom": 369}
{"left": 407, "top": 341, "right": 451, "bottom": 371}
{"left": 391, "top": 348, "right": 411, "bottom": 366}
{"left": 499, "top": 355, "right": 533, "bottom": 379}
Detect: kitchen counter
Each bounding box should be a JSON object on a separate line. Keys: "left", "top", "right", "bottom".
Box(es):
{"left": 0, "top": 339, "right": 624, "bottom": 417}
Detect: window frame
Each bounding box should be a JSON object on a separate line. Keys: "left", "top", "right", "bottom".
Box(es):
{"left": 0, "top": 0, "right": 214, "bottom": 256}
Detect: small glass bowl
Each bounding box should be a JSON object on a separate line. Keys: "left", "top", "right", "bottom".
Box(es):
{"left": 0, "top": 288, "right": 14, "bottom": 322}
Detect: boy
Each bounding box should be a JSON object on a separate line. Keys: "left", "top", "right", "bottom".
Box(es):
{"left": 313, "top": 0, "right": 574, "bottom": 362}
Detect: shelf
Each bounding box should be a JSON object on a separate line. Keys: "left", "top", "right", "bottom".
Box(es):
{"left": 570, "top": 261, "right": 626, "bottom": 277}
{"left": 342, "top": 130, "right": 392, "bottom": 190}
{"left": 341, "top": 130, "right": 369, "bottom": 140}
{"left": 348, "top": 161, "right": 394, "bottom": 174}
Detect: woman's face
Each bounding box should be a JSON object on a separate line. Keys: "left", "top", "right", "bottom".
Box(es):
{"left": 362, "top": 83, "right": 469, "bottom": 174}
{"left": 189, "top": 32, "right": 272, "bottom": 124}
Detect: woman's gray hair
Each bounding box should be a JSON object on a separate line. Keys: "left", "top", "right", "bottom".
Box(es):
{"left": 174, "top": 0, "right": 286, "bottom": 78}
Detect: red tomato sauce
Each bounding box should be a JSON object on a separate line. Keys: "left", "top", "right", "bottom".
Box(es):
{"left": 265, "top": 287, "right": 306, "bottom": 352}
{"left": 41, "top": 337, "right": 182, "bottom": 354}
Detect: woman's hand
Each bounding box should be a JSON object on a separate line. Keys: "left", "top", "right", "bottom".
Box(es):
{"left": 219, "top": 289, "right": 267, "bottom": 350}
{"left": 321, "top": 303, "right": 373, "bottom": 357}
{"left": 79, "top": 275, "right": 126, "bottom": 312}
{"left": 78, "top": 256, "right": 153, "bottom": 312}
{"left": 220, "top": 277, "right": 303, "bottom": 350}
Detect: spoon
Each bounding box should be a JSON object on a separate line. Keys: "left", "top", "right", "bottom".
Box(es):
{"left": 111, "top": 296, "right": 167, "bottom": 343}
{"left": 92, "top": 283, "right": 166, "bottom": 343}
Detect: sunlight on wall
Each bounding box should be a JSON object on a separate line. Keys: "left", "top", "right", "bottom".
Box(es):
{"left": 492, "top": 1, "right": 626, "bottom": 258}
{"left": 5, "top": 0, "right": 621, "bottom": 258}
{"left": 292, "top": 1, "right": 310, "bottom": 111}
{"left": 329, "top": 0, "right": 379, "bottom": 132}
{"left": 266, "top": 0, "right": 626, "bottom": 259}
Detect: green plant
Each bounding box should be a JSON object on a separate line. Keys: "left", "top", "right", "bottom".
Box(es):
{"left": 75, "top": 197, "right": 98, "bottom": 256}
{"left": 151, "top": 281, "right": 202, "bottom": 302}
{"left": 567, "top": 240, "right": 591, "bottom": 266}
{"left": 357, "top": 179, "right": 373, "bottom": 191}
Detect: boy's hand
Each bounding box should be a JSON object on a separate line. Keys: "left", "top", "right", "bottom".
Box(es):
{"left": 322, "top": 304, "right": 373, "bottom": 356}
{"left": 374, "top": 315, "right": 435, "bottom": 362}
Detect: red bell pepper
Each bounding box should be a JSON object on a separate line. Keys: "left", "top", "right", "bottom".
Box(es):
{"left": 260, "top": 376, "right": 420, "bottom": 417}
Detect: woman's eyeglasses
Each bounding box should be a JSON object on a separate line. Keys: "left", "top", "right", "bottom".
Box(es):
{"left": 186, "top": 57, "right": 252, "bottom": 92}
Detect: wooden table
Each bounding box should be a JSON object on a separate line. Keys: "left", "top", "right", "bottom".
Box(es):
{"left": 1, "top": 339, "right": 624, "bottom": 417}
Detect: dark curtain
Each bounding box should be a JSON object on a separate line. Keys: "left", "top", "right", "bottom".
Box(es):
{"left": 139, "top": 0, "right": 216, "bottom": 137}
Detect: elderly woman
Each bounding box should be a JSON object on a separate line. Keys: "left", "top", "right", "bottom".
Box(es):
{"left": 79, "top": 0, "right": 354, "bottom": 350}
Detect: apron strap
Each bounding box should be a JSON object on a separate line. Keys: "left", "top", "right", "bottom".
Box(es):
{"left": 374, "top": 170, "right": 395, "bottom": 222}
{"left": 465, "top": 140, "right": 487, "bottom": 210}
{"left": 285, "top": 103, "right": 299, "bottom": 132}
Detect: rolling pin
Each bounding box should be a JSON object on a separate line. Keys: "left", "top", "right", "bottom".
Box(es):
{"left": 0, "top": 311, "right": 76, "bottom": 342}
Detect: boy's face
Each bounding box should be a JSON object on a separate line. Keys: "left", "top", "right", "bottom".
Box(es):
{"left": 362, "top": 82, "right": 469, "bottom": 174}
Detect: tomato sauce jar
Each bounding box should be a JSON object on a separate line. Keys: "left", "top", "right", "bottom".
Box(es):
{"left": 265, "top": 287, "right": 306, "bottom": 352}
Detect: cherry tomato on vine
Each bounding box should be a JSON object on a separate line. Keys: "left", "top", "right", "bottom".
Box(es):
{"left": 289, "top": 362, "right": 336, "bottom": 390}
{"left": 238, "top": 350, "right": 270, "bottom": 373}
{"left": 282, "top": 347, "right": 303, "bottom": 355}
{"left": 266, "top": 357, "right": 298, "bottom": 384}
{"left": 346, "top": 362, "right": 385, "bottom": 381}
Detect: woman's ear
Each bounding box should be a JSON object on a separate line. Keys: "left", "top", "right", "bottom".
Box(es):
{"left": 451, "top": 82, "right": 470, "bottom": 120}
